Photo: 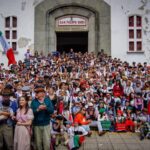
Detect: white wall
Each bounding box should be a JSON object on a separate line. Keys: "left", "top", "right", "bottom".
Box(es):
{"left": 108, "top": 0, "right": 150, "bottom": 64}
{"left": 0, "top": 0, "right": 41, "bottom": 67}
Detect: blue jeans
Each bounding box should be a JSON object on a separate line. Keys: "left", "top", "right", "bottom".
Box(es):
{"left": 82, "top": 125, "right": 90, "bottom": 132}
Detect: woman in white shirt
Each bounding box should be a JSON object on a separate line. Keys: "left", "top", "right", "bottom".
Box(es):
{"left": 124, "top": 80, "right": 134, "bottom": 97}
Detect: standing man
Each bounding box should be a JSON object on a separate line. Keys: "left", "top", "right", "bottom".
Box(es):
{"left": 0, "top": 88, "right": 15, "bottom": 150}
{"left": 25, "top": 49, "right": 32, "bottom": 60}
{"left": 24, "top": 49, "right": 32, "bottom": 68}
{"left": 68, "top": 48, "right": 75, "bottom": 59}
{"left": 31, "top": 85, "right": 54, "bottom": 150}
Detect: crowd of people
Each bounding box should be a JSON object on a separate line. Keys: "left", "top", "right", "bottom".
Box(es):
{"left": 0, "top": 49, "right": 150, "bottom": 150}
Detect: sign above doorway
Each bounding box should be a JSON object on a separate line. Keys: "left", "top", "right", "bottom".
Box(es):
{"left": 58, "top": 16, "right": 87, "bottom": 26}
{"left": 55, "top": 15, "right": 88, "bottom": 32}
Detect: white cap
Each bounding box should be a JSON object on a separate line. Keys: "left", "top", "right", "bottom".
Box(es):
{"left": 88, "top": 102, "right": 93, "bottom": 107}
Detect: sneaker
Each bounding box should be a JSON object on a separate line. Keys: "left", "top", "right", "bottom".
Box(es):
{"left": 140, "top": 136, "right": 144, "bottom": 140}
{"left": 98, "top": 131, "right": 106, "bottom": 136}
{"left": 135, "top": 129, "right": 140, "bottom": 133}
{"left": 87, "top": 131, "right": 92, "bottom": 137}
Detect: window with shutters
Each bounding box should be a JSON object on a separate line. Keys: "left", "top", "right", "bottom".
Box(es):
{"left": 128, "top": 15, "right": 143, "bottom": 52}
{"left": 5, "top": 16, "right": 17, "bottom": 51}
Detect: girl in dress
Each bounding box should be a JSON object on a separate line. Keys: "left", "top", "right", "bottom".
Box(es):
{"left": 14, "top": 95, "right": 34, "bottom": 150}
{"left": 113, "top": 80, "right": 124, "bottom": 98}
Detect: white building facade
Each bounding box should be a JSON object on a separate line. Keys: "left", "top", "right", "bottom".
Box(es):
{"left": 0, "top": 0, "right": 150, "bottom": 66}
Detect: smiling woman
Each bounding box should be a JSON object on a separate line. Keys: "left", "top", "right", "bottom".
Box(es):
{"left": 14, "top": 95, "right": 34, "bottom": 150}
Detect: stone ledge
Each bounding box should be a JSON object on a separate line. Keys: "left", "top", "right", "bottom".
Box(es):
{"left": 127, "top": 51, "right": 144, "bottom": 54}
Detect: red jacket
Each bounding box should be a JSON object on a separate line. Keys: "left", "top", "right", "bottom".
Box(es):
{"left": 74, "top": 113, "right": 89, "bottom": 125}
{"left": 113, "top": 85, "right": 123, "bottom": 97}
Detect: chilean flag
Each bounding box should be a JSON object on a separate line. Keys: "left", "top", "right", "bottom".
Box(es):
{"left": 0, "top": 31, "right": 16, "bottom": 66}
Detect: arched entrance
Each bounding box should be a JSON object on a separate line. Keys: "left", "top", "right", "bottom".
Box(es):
{"left": 34, "top": 0, "right": 111, "bottom": 55}
{"left": 46, "top": 6, "right": 97, "bottom": 54}
{"left": 55, "top": 15, "right": 88, "bottom": 53}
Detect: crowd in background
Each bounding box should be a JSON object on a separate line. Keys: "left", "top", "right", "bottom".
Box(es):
{"left": 0, "top": 49, "right": 150, "bottom": 150}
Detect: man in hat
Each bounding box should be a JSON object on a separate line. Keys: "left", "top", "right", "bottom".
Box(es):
{"left": 31, "top": 85, "right": 54, "bottom": 150}
{"left": 21, "top": 85, "right": 31, "bottom": 97}
{"left": 86, "top": 102, "right": 104, "bottom": 136}
{"left": 139, "top": 122, "right": 150, "bottom": 140}
{"left": 0, "top": 88, "right": 15, "bottom": 150}
{"left": 71, "top": 99, "right": 82, "bottom": 116}
{"left": 51, "top": 115, "right": 64, "bottom": 146}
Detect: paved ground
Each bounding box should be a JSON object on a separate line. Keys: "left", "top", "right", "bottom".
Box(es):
{"left": 56, "top": 131, "right": 150, "bottom": 150}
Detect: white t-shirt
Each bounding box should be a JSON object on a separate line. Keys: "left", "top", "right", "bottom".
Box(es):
{"left": 67, "top": 126, "right": 88, "bottom": 137}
